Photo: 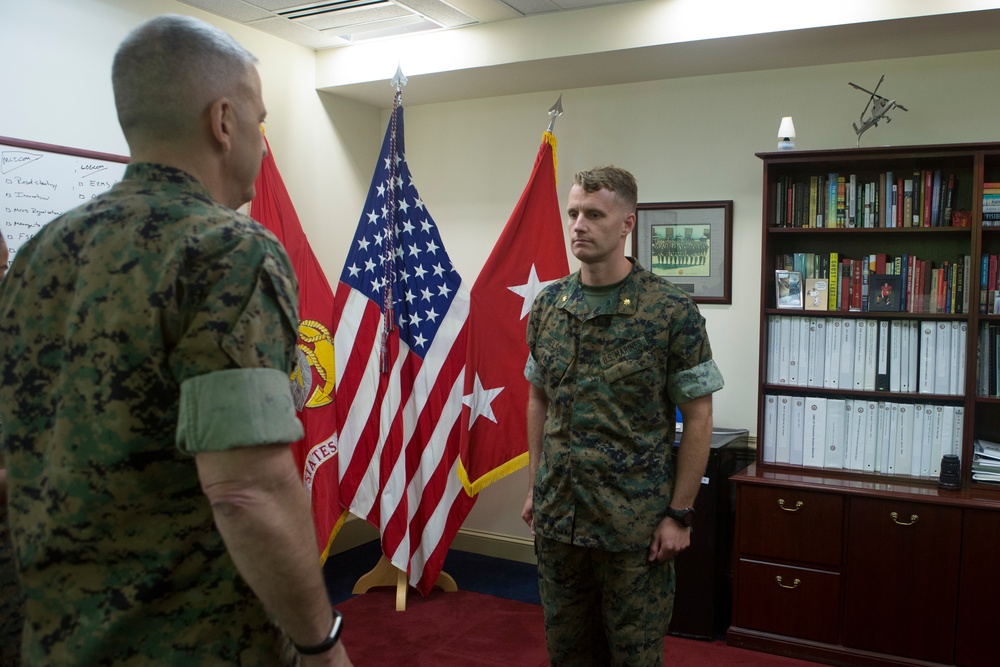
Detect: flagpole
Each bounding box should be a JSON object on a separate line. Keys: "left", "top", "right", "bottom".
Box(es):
{"left": 351, "top": 66, "right": 460, "bottom": 610}
{"left": 546, "top": 94, "right": 563, "bottom": 133}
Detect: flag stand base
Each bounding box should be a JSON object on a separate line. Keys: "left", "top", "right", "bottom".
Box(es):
{"left": 351, "top": 555, "right": 457, "bottom": 611}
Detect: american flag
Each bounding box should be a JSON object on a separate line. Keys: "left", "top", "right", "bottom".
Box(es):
{"left": 333, "top": 94, "right": 475, "bottom": 596}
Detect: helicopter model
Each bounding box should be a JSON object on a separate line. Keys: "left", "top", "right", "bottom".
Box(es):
{"left": 849, "top": 75, "right": 908, "bottom": 146}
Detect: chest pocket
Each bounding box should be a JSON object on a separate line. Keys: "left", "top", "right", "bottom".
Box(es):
{"left": 535, "top": 331, "right": 575, "bottom": 389}
{"left": 603, "top": 349, "right": 662, "bottom": 427}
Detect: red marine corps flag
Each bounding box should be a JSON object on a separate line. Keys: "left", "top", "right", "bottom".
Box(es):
{"left": 250, "top": 137, "right": 347, "bottom": 559}
{"left": 459, "top": 110, "right": 570, "bottom": 495}
{"left": 332, "top": 83, "right": 475, "bottom": 596}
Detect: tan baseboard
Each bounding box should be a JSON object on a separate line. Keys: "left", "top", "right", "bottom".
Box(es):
{"left": 450, "top": 528, "right": 536, "bottom": 565}
{"left": 329, "top": 517, "right": 536, "bottom": 565}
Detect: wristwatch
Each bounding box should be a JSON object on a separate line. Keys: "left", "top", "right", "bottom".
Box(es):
{"left": 665, "top": 506, "right": 695, "bottom": 528}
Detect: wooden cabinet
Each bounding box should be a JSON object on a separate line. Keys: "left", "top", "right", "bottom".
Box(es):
{"left": 843, "top": 497, "right": 961, "bottom": 663}
{"left": 730, "top": 143, "right": 1000, "bottom": 667}
{"left": 955, "top": 509, "right": 1000, "bottom": 667}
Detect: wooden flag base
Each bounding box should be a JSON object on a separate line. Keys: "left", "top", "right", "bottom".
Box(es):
{"left": 351, "top": 555, "right": 457, "bottom": 611}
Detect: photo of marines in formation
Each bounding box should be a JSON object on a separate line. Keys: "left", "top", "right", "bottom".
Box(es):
{"left": 650, "top": 224, "right": 711, "bottom": 276}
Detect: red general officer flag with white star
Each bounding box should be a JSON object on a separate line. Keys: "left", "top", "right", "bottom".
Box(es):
{"left": 250, "top": 137, "right": 347, "bottom": 559}
{"left": 459, "top": 131, "right": 569, "bottom": 494}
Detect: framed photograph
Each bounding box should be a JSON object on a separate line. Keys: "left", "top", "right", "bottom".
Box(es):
{"left": 632, "top": 200, "right": 733, "bottom": 304}
{"left": 868, "top": 274, "right": 902, "bottom": 311}
{"left": 775, "top": 270, "right": 804, "bottom": 309}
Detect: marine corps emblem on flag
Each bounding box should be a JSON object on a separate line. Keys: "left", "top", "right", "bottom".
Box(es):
{"left": 291, "top": 319, "right": 336, "bottom": 410}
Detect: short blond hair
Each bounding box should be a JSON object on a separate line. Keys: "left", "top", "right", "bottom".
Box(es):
{"left": 573, "top": 166, "right": 638, "bottom": 211}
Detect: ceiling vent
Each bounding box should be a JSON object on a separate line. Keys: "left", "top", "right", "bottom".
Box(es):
{"left": 178, "top": 0, "right": 478, "bottom": 48}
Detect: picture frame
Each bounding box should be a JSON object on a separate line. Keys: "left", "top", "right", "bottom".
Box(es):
{"left": 775, "top": 270, "right": 804, "bottom": 309}
{"left": 868, "top": 274, "right": 902, "bottom": 312}
{"left": 632, "top": 200, "right": 733, "bottom": 304}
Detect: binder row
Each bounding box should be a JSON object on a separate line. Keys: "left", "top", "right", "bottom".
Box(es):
{"left": 977, "top": 321, "right": 1000, "bottom": 397}
{"left": 762, "top": 395, "right": 962, "bottom": 479}
{"left": 766, "top": 316, "right": 967, "bottom": 396}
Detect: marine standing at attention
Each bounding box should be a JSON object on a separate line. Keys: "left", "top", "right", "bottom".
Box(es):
{"left": 522, "top": 165, "right": 724, "bottom": 666}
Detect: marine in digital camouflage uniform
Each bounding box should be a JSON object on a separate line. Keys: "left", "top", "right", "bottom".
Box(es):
{"left": 0, "top": 15, "right": 349, "bottom": 667}
{"left": 523, "top": 166, "right": 723, "bottom": 666}
{"left": 0, "top": 231, "right": 25, "bottom": 667}
{"left": 0, "top": 160, "right": 304, "bottom": 665}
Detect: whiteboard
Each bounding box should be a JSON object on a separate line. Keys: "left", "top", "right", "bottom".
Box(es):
{"left": 1, "top": 136, "right": 128, "bottom": 260}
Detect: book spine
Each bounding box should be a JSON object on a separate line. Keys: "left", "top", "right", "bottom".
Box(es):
{"left": 828, "top": 252, "right": 839, "bottom": 310}
{"left": 923, "top": 169, "right": 933, "bottom": 226}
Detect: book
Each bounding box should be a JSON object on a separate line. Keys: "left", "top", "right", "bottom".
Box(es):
{"left": 804, "top": 397, "right": 827, "bottom": 467}
{"left": 804, "top": 278, "right": 829, "bottom": 311}
{"left": 911, "top": 403, "right": 925, "bottom": 477}
{"left": 934, "top": 321, "right": 952, "bottom": 394}
{"left": 863, "top": 319, "right": 878, "bottom": 391}
{"left": 846, "top": 399, "right": 866, "bottom": 471}
{"left": 869, "top": 274, "right": 902, "bottom": 311}
{"left": 825, "top": 319, "right": 841, "bottom": 389}
{"left": 876, "top": 320, "right": 890, "bottom": 391}
{"left": 790, "top": 396, "right": 806, "bottom": 466}
{"left": 919, "top": 404, "right": 935, "bottom": 477}
{"left": 895, "top": 403, "right": 914, "bottom": 476}
{"left": 863, "top": 400, "right": 879, "bottom": 472}
{"left": 889, "top": 320, "right": 902, "bottom": 392}
{"left": 828, "top": 252, "right": 839, "bottom": 309}
{"left": 839, "top": 319, "right": 856, "bottom": 391}
{"left": 918, "top": 322, "right": 937, "bottom": 394}
{"left": 806, "top": 318, "right": 826, "bottom": 387}
{"left": 775, "top": 395, "right": 791, "bottom": 463}
{"left": 787, "top": 316, "right": 800, "bottom": 386}
{"left": 762, "top": 395, "right": 778, "bottom": 463}
{"left": 853, "top": 320, "right": 867, "bottom": 391}
{"left": 825, "top": 398, "right": 846, "bottom": 469}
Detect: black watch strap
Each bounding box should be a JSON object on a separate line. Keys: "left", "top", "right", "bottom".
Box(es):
{"left": 294, "top": 609, "right": 343, "bottom": 656}
{"left": 666, "top": 506, "right": 695, "bottom": 528}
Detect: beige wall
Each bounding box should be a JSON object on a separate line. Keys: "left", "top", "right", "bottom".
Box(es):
{"left": 7, "top": 0, "right": 1000, "bottom": 550}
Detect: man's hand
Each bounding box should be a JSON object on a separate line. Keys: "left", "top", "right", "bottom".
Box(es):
{"left": 521, "top": 491, "right": 534, "bottom": 535}
{"left": 647, "top": 516, "right": 691, "bottom": 563}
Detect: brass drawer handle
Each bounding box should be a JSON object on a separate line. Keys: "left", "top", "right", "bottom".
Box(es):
{"left": 775, "top": 575, "right": 801, "bottom": 589}
{"left": 778, "top": 499, "right": 804, "bottom": 512}
{"left": 890, "top": 511, "right": 919, "bottom": 526}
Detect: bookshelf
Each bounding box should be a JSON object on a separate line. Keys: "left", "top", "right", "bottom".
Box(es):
{"left": 728, "top": 143, "right": 1000, "bottom": 667}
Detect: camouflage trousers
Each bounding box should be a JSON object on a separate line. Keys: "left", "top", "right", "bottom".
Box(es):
{"left": 535, "top": 534, "right": 675, "bottom": 667}
{"left": 0, "top": 509, "right": 24, "bottom": 667}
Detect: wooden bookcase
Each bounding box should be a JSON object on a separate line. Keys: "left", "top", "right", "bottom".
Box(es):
{"left": 728, "top": 143, "right": 1000, "bottom": 667}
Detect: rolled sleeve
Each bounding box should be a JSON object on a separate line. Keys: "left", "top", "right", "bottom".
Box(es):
{"left": 176, "top": 368, "right": 304, "bottom": 454}
{"left": 524, "top": 353, "right": 544, "bottom": 387}
{"left": 667, "top": 359, "right": 725, "bottom": 405}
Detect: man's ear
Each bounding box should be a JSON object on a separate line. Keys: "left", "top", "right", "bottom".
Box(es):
{"left": 208, "top": 97, "right": 233, "bottom": 152}
{"left": 622, "top": 211, "right": 637, "bottom": 237}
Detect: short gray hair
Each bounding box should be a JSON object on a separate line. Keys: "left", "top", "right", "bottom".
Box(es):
{"left": 112, "top": 14, "right": 258, "bottom": 144}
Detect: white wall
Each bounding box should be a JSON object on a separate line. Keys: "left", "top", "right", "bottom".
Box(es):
{"left": 7, "top": 0, "right": 1000, "bottom": 550}
{"left": 397, "top": 51, "right": 1000, "bottom": 541}
{"left": 0, "top": 0, "right": 378, "bottom": 285}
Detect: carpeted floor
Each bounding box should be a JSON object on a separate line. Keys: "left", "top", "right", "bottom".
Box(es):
{"left": 325, "top": 542, "right": 825, "bottom": 666}
{"left": 337, "top": 588, "right": 824, "bottom": 667}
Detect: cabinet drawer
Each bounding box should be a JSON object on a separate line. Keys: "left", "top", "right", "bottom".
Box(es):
{"left": 733, "top": 558, "right": 840, "bottom": 644}
{"left": 737, "top": 485, "right": 844, "bottom": 567}
{"left": 843, "top": 497, "right": 961, "bottom": 664}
